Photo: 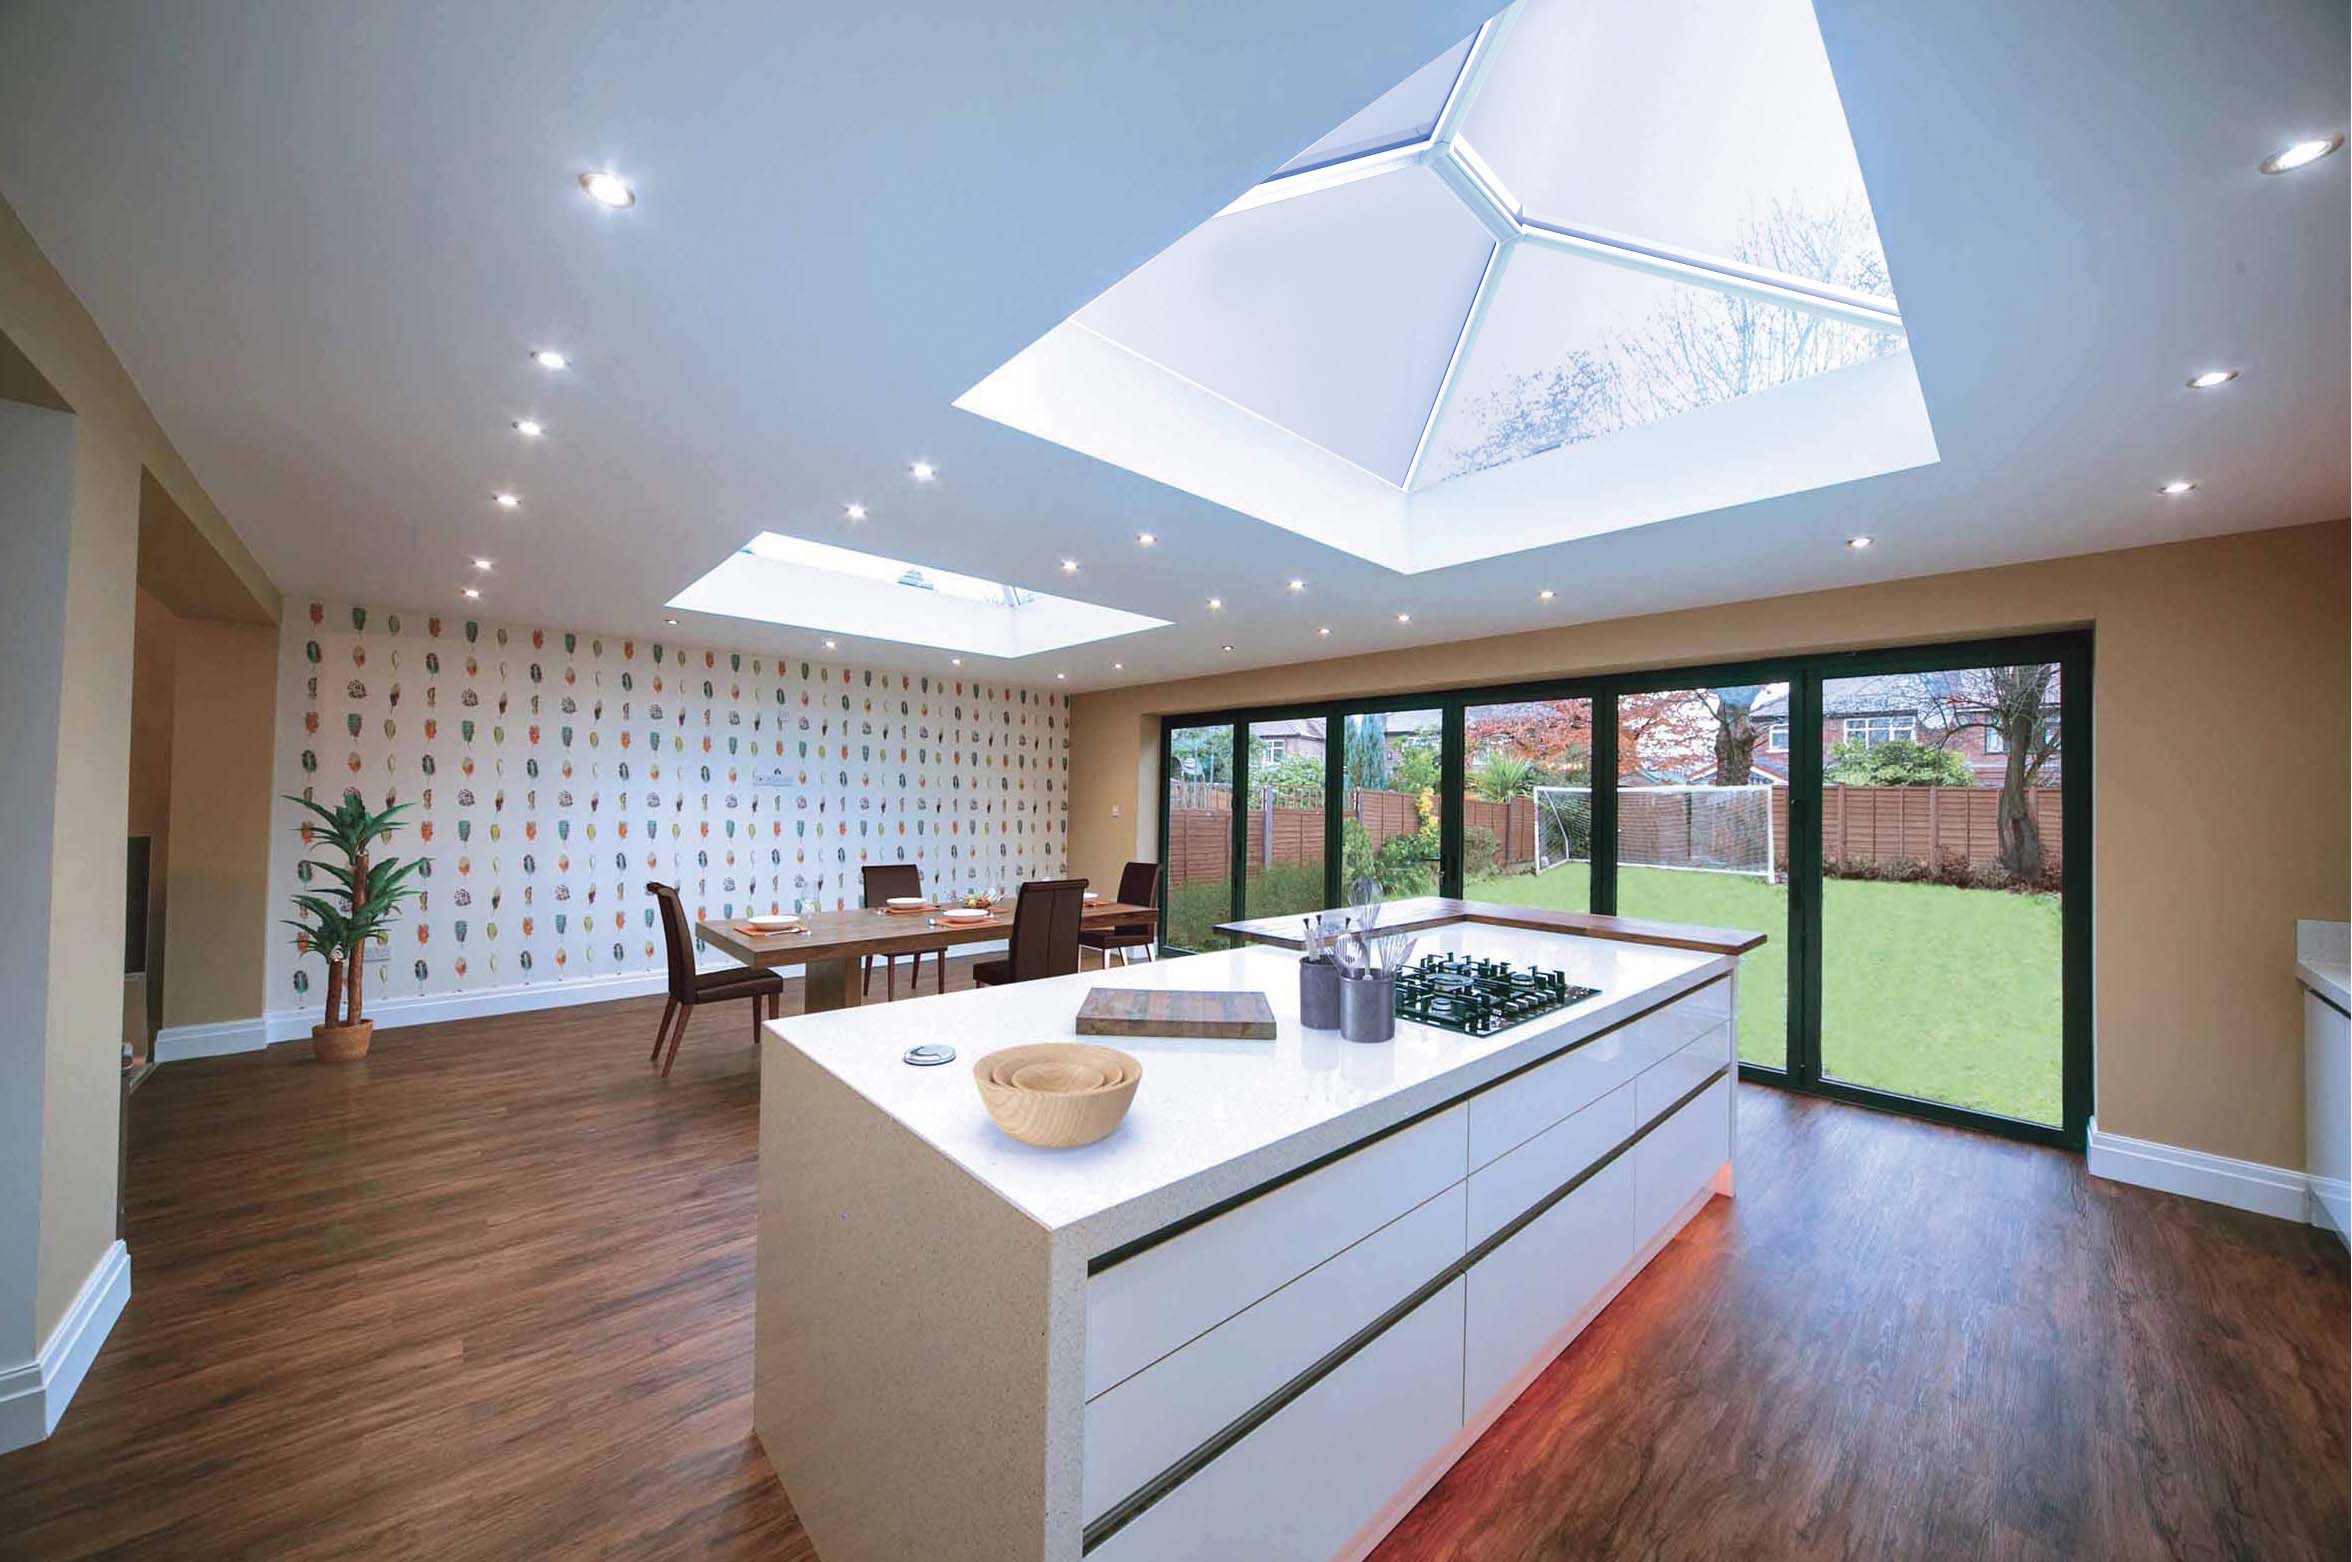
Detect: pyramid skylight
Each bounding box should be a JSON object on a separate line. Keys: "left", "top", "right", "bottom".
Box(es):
{"left": 959, "top": 0, "right": 1938, "bottom": 573}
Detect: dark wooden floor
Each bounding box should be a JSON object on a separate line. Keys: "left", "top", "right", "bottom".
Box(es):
{"left": 1, "top": 964, "right": 2343, "bottom": 1560}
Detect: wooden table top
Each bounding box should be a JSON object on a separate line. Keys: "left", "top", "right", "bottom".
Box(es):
{"left": 698, "top": 900, "right": 1157, "bottom": 967}
{"left": 1215, "top": 895, "right": 1767, "bottom": 957}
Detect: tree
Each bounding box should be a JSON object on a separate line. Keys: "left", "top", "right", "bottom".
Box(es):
{"left": 1443, "top": 197, "right": 1900, "bottom": 481}
{"left": 1698, "top": 685, "right": 1769, "bottom": 786}
{"left": 1470, "top": 751, "right": 1540, "bottom": 802}
{"left": 1258, "top": 753, "right": 1325, "bottom": 805}
{"left": 1920, "top": 665, "right": 2060, "bottom": 880}
{"left": 1825, "top": 737, "right": 1973, "bottom": 787}
{"left": 1342, "top": 713, "right": 1390, "bottom": 793}
{"left": 1391, "top": 742, "right": 1440, "bottom": 794}
{"left": 1465, "top": 702, "right": 1592, "bottom": 783}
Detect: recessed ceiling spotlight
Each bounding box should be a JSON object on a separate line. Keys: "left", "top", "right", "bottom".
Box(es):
{"left": 1206, "top": 597, "right": 1223, "bottom": 610}
{"left": 1316, "top": 626, "right": 1331, "bottom": 636}
{"left": 665, "top": 617, "right": 679, "bottom": 626}
{"left": 1113, "top": 662, "right": 1124, "bottom": 670}
{"left": 950, "top": 656, "right": 963, "bottom": 666}
{"left": 494, "top": 491, "right": 520, "bottom": 509}
{"left": 909, "top": 461, "right": 937, "bottom": 482}
{"left": 472, "top": 557, "right": 493, "bottom": 571}
{"left": 1286, "top": 578, "right": 1305, "bottom": 593}
{"left": 2260, "top": 134, "right": 2344, "bottom": 174}
{"left": 579, "top": 170, "right": 636, "bottom": 208}
{"left": 513, "top": 418, "right": 545, "bottom": 438}
{"left": 531, "top": 349, "right": 569, "bottom": 371}
{"left": 2186, "top": 368, "right": 2239, "bottom": 390}
{"left": 1221, "top": 644, "right": 1235, "bottom": 653}
{"left": 1846, "top": 535, "right": 1874, "bottom": 549}
{"left": 1061, "top": 559, "right": 1079, "bottom": 574}
{"left": 2158, "top": 479, "right": 2197, "bottom": 495}
{"left": 823, "top": 638, "right": 838, "bottom": 650}
{"left": 1538, "top": 588, "right": 1555, "bottom": 600}
{"left": 1136, "top": 532, "right": 1156, "bottom": 546}
{"left": 463, "top": 587, "right": 482, "bottom": 600}
{"left": 843, "top": 502, "right": 867, "bottom": 521}
{"left": 1056, "top": 672, "right": 1067, "bottom": 680}
{"left": 1396, "top": 612, "right": 1412, "bottom": 624}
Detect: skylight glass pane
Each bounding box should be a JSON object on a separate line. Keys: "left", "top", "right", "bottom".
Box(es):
{"left": 1422, "top": 243, "right": 1904, "bottom": 487}
{"left": 1461, "top": 0, "right": 1893, "bottom": 300}
{"left": 1076, "top": 165, "right": 1495, "bottom": 485}
{"left": 1268, "top": 33, "right": 1476, "bottom": 179}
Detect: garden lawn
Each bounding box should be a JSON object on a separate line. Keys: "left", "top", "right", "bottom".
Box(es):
{"left": 1468, "top": 865, "right": 2063, "bottom": 1126}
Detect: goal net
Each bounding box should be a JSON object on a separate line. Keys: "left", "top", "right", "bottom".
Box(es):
{"left": 1532, "top": 786, "right": 1593, "bottom": 875}
{"left": 1616, "top": 784, "right": 1776, "bottom": 880}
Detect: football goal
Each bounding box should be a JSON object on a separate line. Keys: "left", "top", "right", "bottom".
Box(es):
{"left": 1534, "top": 783, "right": 1777, "bottom": 881}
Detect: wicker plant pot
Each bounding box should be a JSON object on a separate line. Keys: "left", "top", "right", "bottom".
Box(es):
{"left": 312, "top": 1019, "right": 375, "bottom": 1063}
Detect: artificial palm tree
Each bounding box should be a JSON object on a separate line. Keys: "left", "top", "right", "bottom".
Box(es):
{"left": 284, "top": 792, "right": 422, "bottom": 1058}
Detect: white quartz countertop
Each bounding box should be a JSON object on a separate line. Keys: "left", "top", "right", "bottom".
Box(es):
{"left": 2301, "top": 960, "right": 2350, "bottom": 1011}
{"left": 768, "top": 922, "right": 1729, "bottom": 1255}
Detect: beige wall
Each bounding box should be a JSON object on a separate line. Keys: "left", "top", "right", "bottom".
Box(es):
{"left": 2, "top": 187, "right": 277, "bottom": 1347}
{"left": 1069, "top": 522, "right": 2350, "bottom": 1171}
{"left": 159, "top": 621, "right": 279, "bottom": 1029}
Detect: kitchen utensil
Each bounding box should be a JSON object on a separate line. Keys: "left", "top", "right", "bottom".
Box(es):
{"left": 1299, "top": 957, "right": 1341, "bottom": 1029}
{"left": 1339, "top": 969, "right": 1397, "bottom": 1044}
{"left": 973, "top": 1043, "right": 1142, "bottom": 1147}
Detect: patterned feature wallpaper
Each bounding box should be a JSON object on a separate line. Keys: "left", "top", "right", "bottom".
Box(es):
{"left": 264, "top": 601, "right": 1069, "bottom": 1016}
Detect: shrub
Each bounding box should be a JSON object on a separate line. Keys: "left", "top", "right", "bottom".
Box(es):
{"left": 1825, "top": 738, "right": 1974, "bottom": 787}
{"left": 1462, "top": 824, "right": 1501, "bottom": 880}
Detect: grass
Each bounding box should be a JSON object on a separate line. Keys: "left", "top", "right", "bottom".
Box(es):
{"left": 1171, "top": 860, "right": 2062, "bottom": 1127}
{"left": 1469, "top": 864, "right": 2062, "bottom": 1126}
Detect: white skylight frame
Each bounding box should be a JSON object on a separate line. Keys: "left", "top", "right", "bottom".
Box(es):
{"left": 667, "top": 533, "right": 1169, "bottom": 658}
{"left": 958, "top": 0, "right": 1939, "bottom": 573}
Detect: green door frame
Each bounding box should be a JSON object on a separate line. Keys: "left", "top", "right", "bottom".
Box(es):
{"left": 1152, "top": 628, "right": 2091, "bottom": 1150}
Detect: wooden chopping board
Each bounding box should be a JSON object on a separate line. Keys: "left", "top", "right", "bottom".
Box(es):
{"left": 1075, "top": 987, "right": 1277, "bottom": 1041}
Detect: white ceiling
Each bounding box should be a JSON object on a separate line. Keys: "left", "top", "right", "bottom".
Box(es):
{"left": 0, "top": 0, "right": 2342, "bottom": 692}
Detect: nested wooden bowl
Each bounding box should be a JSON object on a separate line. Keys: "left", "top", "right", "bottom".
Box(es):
{"left": 973, "top": 1043, "right": 1142, "bottom": 1148}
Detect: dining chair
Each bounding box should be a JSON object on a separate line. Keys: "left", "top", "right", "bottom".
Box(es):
{"left": 1078, "top": 861, "right": 1161, "bottom": 969}
{"left": 970, "top": 878, "right": 1089, "bottom": 988}
{"left": 860, "top": 863, "right": 939, "bottom": 1000}
{"left": 646, "top": 882, "right": 786, "bottom": 1077}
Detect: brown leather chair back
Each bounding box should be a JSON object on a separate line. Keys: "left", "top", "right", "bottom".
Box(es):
{"left": 861, "top": 862, "right": 922, "bottom": 907}
{"left": 1115, "top": 861, "right": 1160, "bottom": 923}
{"left": 1006, "top": 878, "right": 1089, "bottom": 982}
{"left": 646, "top": 882, "right": 697, "bottom": 1004}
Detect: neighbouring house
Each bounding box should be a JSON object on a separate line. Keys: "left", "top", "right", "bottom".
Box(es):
{"left": 1252, "top": 710, "right": 1440, "bottom": 765}
{"left": 1749, "top": 673, "right": 2061, "bottom": 787}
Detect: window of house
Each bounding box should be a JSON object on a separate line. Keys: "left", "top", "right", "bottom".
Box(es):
{"left": 1843, "top": 715, "right": 1915, "bottom": 747}
{"left": 1767, "top": 722, "right": 1790, "bottom": 752}
{"left": 1984, "top": 712, "right": 2059, "bottom": 754}
{"left": 1263, "top": 738, "right": 1288, "bottom": 760}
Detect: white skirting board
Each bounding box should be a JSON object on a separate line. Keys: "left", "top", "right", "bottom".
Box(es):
{"left": 154, "top": 941, "right": 1011, "bottom": 1063}
{"left": 0, "top": 1239, "right": 130, "bottom": 1455}
{"left": 2085, "top": 1118, "right": 2314, "bottom": 1224}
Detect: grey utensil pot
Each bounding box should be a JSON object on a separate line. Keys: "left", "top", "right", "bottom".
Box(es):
{"left": 1339, "top": 971, "right": 1397, "bottom": 1044}
{"left": 1299, "top": 957, "right": 1341, "bottom": 1030}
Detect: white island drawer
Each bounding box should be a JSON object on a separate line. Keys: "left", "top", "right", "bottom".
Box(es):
{"left": 1090, "top": 1278, "right": 1467, "bottom": 1562}
{"left": 1083, "top": 1183, "right": 1465, "bottom": 1523}
{"left": 1636, "top": 1023, "right": 1732, "bottom": 1123}
{"left": 1464, "top": 1157, "right": 1633, "bottom": 1417}
{"left": 1634, "top": 1074, "right": 1730, "bottom": 1253}
{"left": 1086, "top": 1104, "right": 1467, "bottom": 1398}
{"left": 1465, "top": 1080, "right": 1635, "bottom": 1247}
{"left": 1466, "top": 977, "right": 1728, "bottom": 1169}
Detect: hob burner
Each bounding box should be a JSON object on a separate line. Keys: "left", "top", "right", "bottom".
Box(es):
{"left": 1392, "top": 954, "right": 1598, "bottom": 1038}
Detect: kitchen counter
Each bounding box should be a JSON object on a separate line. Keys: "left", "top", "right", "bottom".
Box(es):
{"left": 754, "top": 918, "right": 1750, "bottom": 1562}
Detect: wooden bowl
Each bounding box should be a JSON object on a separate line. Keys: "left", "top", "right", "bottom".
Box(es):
{"left": 974, "top": 1043, "right": 1141, "bottom": 1148}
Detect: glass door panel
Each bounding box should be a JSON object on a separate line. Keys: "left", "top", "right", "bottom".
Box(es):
{"left": 1817, "top": 664, "right": 2064, "bottom": 1125}
{"left": 1244, "top": 718, "right": 1328, "bottom": 923}
{"left": 1463, "top": 697, "right": 1594, "bottom": 911}
{"left": 1340, "top": 707, "right": 1444, "bottom": 904}
{"left": 1164, "top": 723, "right": 1237, "bottom": 951}
{"left": 1615, "top": 683, "right": 1790, "bottom": 1070}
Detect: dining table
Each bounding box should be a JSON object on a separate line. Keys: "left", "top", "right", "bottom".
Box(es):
{"left": 695, "top": 898, "right": 1160, "bottom": 1012}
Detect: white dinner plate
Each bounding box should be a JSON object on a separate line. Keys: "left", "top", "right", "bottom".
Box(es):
{"left": 886, "top": 896, "right": 927, "bottom": 909}
{"left": 746, "top": 915, "right": 800, "bottom": 930}
{"left": 940, "top": 908, "right": 991, "bottom": 923}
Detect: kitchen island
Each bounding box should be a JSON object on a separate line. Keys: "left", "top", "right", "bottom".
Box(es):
{"left": 754, "top": 913, "right": 1760, "bottom": 1562}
